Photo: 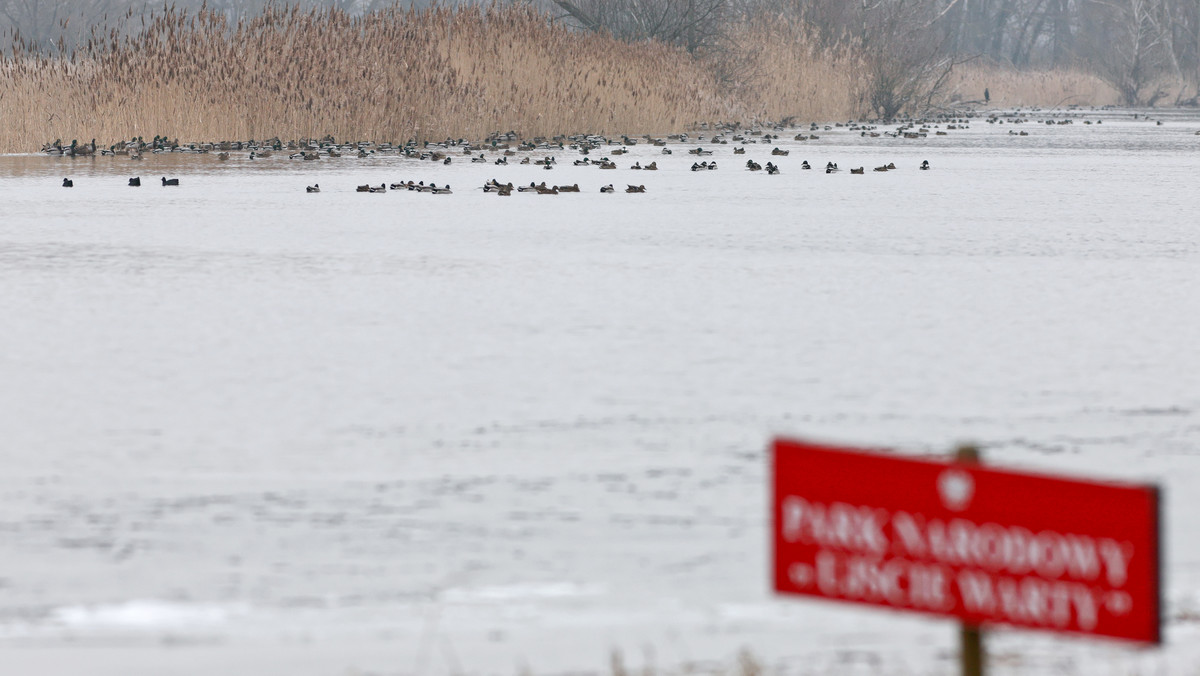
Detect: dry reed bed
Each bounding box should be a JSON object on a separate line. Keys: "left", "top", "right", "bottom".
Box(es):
{"left": 0, "top": 4, "right": 741, "bottom": 153}
{"left": 0, "top": 5, "right": 1140, "bottom": 154}
{"left": 946, "top": 62, "right": 1121, "bottom": 109}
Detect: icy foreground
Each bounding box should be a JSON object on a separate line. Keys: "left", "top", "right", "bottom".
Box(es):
{"left": 1, "top": 111, "right": 1199, "bottom": 675}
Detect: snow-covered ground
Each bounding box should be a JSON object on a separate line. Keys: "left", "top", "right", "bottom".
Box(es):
{"left": 1, "top": 109, "right": 1199, "bottom": 675}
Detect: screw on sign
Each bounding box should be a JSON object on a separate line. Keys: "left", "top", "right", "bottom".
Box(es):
{"left": 771, "top": 438, "right": 1161, "bottom": 675}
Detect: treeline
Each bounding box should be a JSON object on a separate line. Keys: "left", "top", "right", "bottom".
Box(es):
{"left": 547, "top": 0, "right": 1200, "bottom": 107}
{"left": 5, "top": 0, "right": 1197, "bottom": 110}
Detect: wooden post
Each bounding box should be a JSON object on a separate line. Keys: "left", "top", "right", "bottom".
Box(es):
{"left": 956, "top": 444, "right": 984, "bottom": 676}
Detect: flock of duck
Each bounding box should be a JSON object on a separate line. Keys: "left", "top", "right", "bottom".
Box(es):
{"left": 60, "top": 176, "right": 179, "bottom": 187}
{"left": 48, "top": 121, "right": 951, "bottom": 194}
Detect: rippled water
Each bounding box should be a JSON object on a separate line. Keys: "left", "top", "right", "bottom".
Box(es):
{"left": 2, "top": 109, "right": 1199, "bottom": 675}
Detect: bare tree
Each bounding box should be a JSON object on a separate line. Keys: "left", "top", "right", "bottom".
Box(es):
{"left": 552, "top": 0, "right": 729, "bottom": 52}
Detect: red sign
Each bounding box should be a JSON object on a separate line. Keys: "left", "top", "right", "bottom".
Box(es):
{"left": 773, "top": 438, "right": 1161, "bottom": 644}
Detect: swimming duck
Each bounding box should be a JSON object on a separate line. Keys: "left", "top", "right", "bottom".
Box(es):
{"left": 128, "top": 177, "right": 141, "bottom": 186}
{"left": 920, "top": 160, "right": 930, "bottom": 170}
{"left": 644, "top": 162, "right": 657, "bottom": 171}
{"left": 746, "top": 160, "right": 762, "bottom": 171}
{"left": 734, "top": 147, "right": 746, "bottom": 155}
{"left": 771, "top": 147, "right": 789, "bottom": 156}
{"left": 850, "top": 167, "right": 865, "bottom": 174}
{"left": 217, "top": 151, "right": 230, "bottom": 161}
{"left": 471, "top": 154, "right": 487, "bottom": 163}
{"left": 161, "top": 177, "right": 179, "bottom": 186}
{"left": 369, "top": 184, "right": 387, "bottom": 193}
{"left": 801, "top": 160, "right": 811, "bottom": 170}
{"left": 766, "top": 162, "right": 780, "bottom": 174}
{"left": 661, "top": 148, "right": 673, "bottom": 155}
{"left": 600, "top": 184, "right": 615, "bottom": 193}
{"left": 306, "top": 184, "right": 320, "bottom": 193}
{"left": 62, "top": 178, "right": 73, "bottom": 187}
{"left": 555, "top": 184, "right": 581, "bottom": 193}
{"left": 432, "top": 184, "right": 452, "bottom": 194}
{"left": 356, "top": 184, "right": 371, "bottom": 192}
{"left": 626, "top": 185, "right": 646, "bottom": 193}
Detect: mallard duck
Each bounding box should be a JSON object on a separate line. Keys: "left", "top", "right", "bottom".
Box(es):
{"left": 217, "top": 151, "right": 230, "bottom": 160}
{"left": 801, "top": 161, "right": 811, "bottom": 170}
{"left": 766, "top": 162, "right": 780, "bottom": 174}
{"left": 128, "top": 177, "right": 141, "bottom": 186}
{"left": 432, "top": 185, "right": 452, "bottom": 194}
{"left": 356, "top": 184, "right": 371, "bottom": 192}
{"left": 625, "top": 185, "right": 646, "bottom": 193}
{"left": 644, "top": 162, "right": 657, "bottom": 170}
{"left": 850, "top": 167, "right": 865, "bottom": 174}
{"left": 306, "top": 184, "right": 320, "bottom": 192}
{"left": 471, "top": 154, "right": 487, "bottom": 163}
{"left": 600, "top": 184, "right": 615, "bottom": 193}
{"left": 369, "top": 184, "right": 387, "bottom": 193}
{"left": 161, "top": 177, "right": 179, "bottom": 186}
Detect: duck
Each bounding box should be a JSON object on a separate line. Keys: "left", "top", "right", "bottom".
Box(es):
{"left": 495, "top": 157, "right": 508, "bottom": 165}
{"left": 746, "top": 160, "right": 762, "bottom": 171}
{"left": 161, "top": 177, "right": 180, "bottom": 186}
{"left": 62, "top": 178, "right": 73, "bottom": 187}
{"left": 128, "top": 177, "right": 141, "bottom": 186}
{"left": 734, "top": 147, "right": 746, "bottom": 155}
{"left": 631, "top": 162, "right": 642, "bottom": 170}
{"left": 661, "top": 148, "right": 673, "bottom": 155}
{"left": 306, "top": 184, "right": 320, "bottom": 193}
{"left": 356, "top": 184, "right": 371, "bottom": 192}
{"left": 825, "top": 162, "right": 839, "bottom": 174}
{"left": 535, "top": 185, "right": 559, "bottom": 195}
{"left": 444, "top": 157, "right": 452, "bottom": 165}
{"left": 471, "top": 153, "right": 488, "bottom": 163}
{"left": 771, "top": 147, "right": 789, "bottom": 156}
{"left": 431, "top": 184, "right": 452, "bottom": 194}
{"left": 691, "top": 162, "right": 705, "bottom": 172}
{"left": 801, "top": 160, "right": 811, "bottom": 170}
{"left": 850, "top": 167, "right": 865, "bottom": 174}
{"left": 555, "top": 184, "right": 581, "bottom": 193}
{"left": 873, "top": 165, "right": 889, "bottom": 172}
{"left": 216, "top": 151, "right": 230, "bottom": 161}
{"left": 573, "top": 158, "right": 591, "bottom": 166}
{"left": 369, "top": 183, "right": 387, "bottom": 193}
{"left": 765, "top": 162, "right": 780, "bottom": 175}
{"left": 920, "top": 160, "right": 930, "bottom": 170}
{"left": 644, "top": 161, "right": 657, "bottom": 171}
{"left": 625, "top": 185, "right": 646, "bottom": 193}
{"left": 600, "top": 184, "right": 615, "bottom": 193}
